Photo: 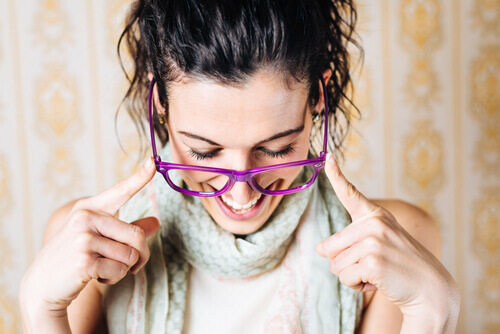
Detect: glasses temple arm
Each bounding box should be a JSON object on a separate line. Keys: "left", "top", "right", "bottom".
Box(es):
{"left": 149, "top": 77, "right": 159, "bottom": 159}
{"left": 320, "top": 75, "right": 329, "bottom": 156}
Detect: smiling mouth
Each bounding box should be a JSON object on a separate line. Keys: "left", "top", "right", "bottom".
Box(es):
{"left": 220, "top": 193, "right": 263, "bottom": 214}
{"left": 209, "top": 180, "right": 281, "bottom": 218}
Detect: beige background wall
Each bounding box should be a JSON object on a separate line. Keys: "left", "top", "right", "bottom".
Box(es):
{"left": 0, "top": 0, "right": 498, "bottom": 333}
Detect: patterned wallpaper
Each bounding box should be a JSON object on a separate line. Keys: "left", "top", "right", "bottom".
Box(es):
{"left": 0, "top": 0, "right": 498, "bottom": 333}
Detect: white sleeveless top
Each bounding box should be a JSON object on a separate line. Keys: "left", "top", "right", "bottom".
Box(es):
{"left": 182, "top": 261, "right": 282, "bottom": 333}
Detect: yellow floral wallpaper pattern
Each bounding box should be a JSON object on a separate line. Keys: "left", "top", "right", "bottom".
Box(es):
{"left": 469, "top": 0, "right": 500, "bottom": 331}
{"left": 0, "top": 0, "right": 499, "bottom": 333}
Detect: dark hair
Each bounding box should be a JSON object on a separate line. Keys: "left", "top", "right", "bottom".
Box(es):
{"left": 116, "top": 0, "right": 363, "bottom": 164}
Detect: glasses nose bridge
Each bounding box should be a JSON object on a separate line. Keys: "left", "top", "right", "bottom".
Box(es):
{"left": 231, "top": 173, "right": 252, "bottom": 183}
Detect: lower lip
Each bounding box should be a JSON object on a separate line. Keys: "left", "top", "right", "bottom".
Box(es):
{"left": 214, "top": 192, "right": 269, "bottom": 221}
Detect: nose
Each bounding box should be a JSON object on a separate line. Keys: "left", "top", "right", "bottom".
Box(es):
{"left": 227, "top": 180, "right": 255, "bottom": 205}
{"left": 223, "top": 152, "right": 258, "bottom": 205}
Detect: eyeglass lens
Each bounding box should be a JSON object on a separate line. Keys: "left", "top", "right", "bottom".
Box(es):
{"left": 165, "top": 164, "right": 315, "bottom": 195}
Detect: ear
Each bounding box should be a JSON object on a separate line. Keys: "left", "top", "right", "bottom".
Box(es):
{"left": 315, "top": 68, "right": 333, "bottom": 114}
{"left": 147, "top": 72, "right": 166, "bottom": 114}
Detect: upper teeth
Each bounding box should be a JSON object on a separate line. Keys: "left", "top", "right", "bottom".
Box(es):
{"left": 221, "top": 194, "right": 262, "bottom": 211}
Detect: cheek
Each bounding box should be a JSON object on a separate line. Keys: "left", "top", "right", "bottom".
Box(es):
{"left": 260, "top": 166, "right": 301, "bottom": 181}
{"left": 254, "top": 165, "right": 308, "bottom": 191}
{"left": 179, "top": 170, "right": 229, "bottom": 190}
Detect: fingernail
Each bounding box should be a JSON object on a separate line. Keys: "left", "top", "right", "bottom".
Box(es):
{"left": 327, "top": 153, "right": 336, "bottom": 165}
{"left": 144, "top": 157, "right": 153, "bottom": 169}
{"left": 316, "top": 242, "right": 324, "bottom": 255}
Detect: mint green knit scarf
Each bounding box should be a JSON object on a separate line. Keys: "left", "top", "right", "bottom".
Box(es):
{"left": 104, "top": 143, "right": 363, "bottom": 333}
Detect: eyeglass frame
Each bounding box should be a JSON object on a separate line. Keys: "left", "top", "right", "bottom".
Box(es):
{"left": 148, "top": 75, "right": 329, "bottom": 197}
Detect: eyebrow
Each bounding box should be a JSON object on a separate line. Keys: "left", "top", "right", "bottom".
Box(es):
{"left": 178, "top": 124, "right": 305, "bottom": 147}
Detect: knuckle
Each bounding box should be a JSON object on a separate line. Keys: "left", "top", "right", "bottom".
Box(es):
{"left": 118, "top": 264, "right": 128, "bottom": 279}
{"left": 337, "top": 270, "right": 348, "bottom": 284}
{"left": 75, "top": 232, "right": 94, "bottom": 251}
{"left": 382, "top": 207, "right": 397, "bottom": 221}
{"left": 77, "top": 252, "right": 94, "bottom": 272}
{"left": 373, "top": 217, "right": 395, "bottom": 241}
{"left": 380, "top": 224, "right": 395, "bottom": 241}
{"left": 71, "top": 199, "right": 85, "bottom": 212}
{"left": 69, "top": 209, "right": 92, "bottom": 227}
{"left": 374, "top": 206, "right": 389, "bottom": 217}
{"left": 329, "top": 259, "right": 339, "bottom": 275}
{"left": 363, "top": 236, "right": 382, "bottom": 253}
{"left": 72, "top": 197, "right": 92, "bottom": 211}
{"left": 329, "top": 231, "right": 340, "bottom": 244}
{"left": 128, "top": 247, "right": 140, "bottom": 265}
{"left": 130, "top": 225, "right": 145, "bottom": 241}
{"left": 346, "top": 182, "right": 358, "bottom": 199}
{"left": 364, "top": 254, "right": 382, "bottom": 272}
{"left": 371, "top": 217, "right": 387, "bottom": 234}
{"left": 105, "top": 277, "right": 118, "bottom": 285}
{"left": 102, "top": 242, "right": 113, "bottom": 257}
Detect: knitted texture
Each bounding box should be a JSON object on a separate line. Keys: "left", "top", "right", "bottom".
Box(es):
{"left": 103, "top": 144, "right": 363, "bottom": 333}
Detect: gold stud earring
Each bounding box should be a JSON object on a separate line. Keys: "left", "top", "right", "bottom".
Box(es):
{"left": 158, "top": 114, "right": 166, "bottom": 125}
{"left": 313, "top": 113, "right": 321, "bottom": 122}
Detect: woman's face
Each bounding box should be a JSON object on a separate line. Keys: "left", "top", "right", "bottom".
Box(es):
{"left": 151, "top": 69, "right": 328, "bottom": 235}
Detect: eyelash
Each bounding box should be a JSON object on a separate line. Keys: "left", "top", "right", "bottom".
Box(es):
{"left": 188, "top": 145, "right": 296, "bottom": 161}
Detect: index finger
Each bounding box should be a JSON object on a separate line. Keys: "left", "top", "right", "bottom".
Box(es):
{"left": 88, "top": 157, "right": 156, "bottom": 217}
{"left": 325, "top": 153, "right": 376, "bottom": 221}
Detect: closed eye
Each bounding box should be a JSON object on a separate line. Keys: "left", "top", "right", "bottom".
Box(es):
{"left": 188, "top": 145, "right": 296, "bottom": 161}
{"left": 188, "top": 148, "right": 222, "bottom": 161}
{"left": 257, "top": 145, "right": 295, "bottom": 158}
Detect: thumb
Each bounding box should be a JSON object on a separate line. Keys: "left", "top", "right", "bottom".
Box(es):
{"left": 131, "top": 216, "right": 160, "bottom": 238}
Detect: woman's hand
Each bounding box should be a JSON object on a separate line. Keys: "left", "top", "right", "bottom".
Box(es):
{"left": 316, "top": 153, "right": 460, "bottom": 329}
{"left": 20, "top": 158, "right": 160, "bottom": 321}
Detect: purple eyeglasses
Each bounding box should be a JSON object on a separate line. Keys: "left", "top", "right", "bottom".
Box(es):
{"left": 148, "top": 75, "right": 329, "bottom": 197}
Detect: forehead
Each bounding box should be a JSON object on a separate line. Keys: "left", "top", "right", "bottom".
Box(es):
{"left": 166, "top": 70, "right": 310, "bottom": 145}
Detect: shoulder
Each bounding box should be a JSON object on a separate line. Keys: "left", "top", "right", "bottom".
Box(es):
{"left": 361, "top": 198, "right": 442, "bottom": 309}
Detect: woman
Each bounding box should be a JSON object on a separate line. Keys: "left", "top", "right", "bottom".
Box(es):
{"left": 19, "top": 0, "right": 460, "bottom": 333}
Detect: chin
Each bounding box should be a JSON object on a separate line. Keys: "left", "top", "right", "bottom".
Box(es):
{"left": 214, "top": 218, "right": 266, "bottom": 236}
